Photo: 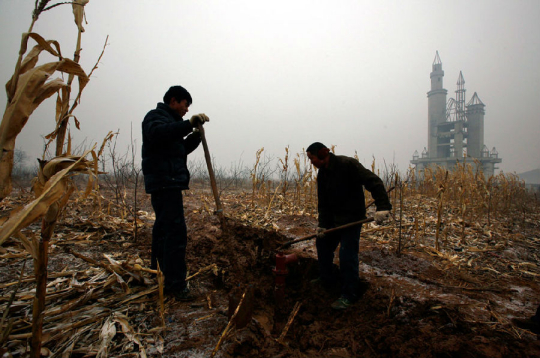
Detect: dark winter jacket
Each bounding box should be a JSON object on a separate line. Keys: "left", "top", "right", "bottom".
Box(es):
{"left": 317, "top": 153, "right": 392, "bottom": 228}
{"left": 141, "top": 103, "right": 201, "bottom": 193}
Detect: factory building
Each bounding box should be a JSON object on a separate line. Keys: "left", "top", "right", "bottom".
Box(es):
{"left": 411, "top": 52, "right": 501, "bottom": 177}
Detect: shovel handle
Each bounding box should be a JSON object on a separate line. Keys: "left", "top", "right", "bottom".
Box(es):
{"left": 277, "top": 217, "right": 375, "bottom": 250}
{"left": 197, "top": 123, "right": 224, "bottom": 221}
{"left": 277, "top": 186, "right": 394, "bottom": 250}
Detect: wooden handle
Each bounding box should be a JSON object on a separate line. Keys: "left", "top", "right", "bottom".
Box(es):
{"left": 277, "top": 217, "right": 374, "bottom": 250}
{"left": 197, "top": 123, "right": 224, "bottom": 222}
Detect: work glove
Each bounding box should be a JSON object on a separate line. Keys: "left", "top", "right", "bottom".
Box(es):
{"left": 374, "top": 210, "right": 390, "bottom": 225}
{"left": 316, "top": 227, "right": 326, "bottom": 239}
{"left": 189, "top": 113, "right": 210, "bottom": 126}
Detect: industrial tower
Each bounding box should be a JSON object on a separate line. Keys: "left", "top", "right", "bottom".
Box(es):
{"left": 411, "top": 51, "right": 502, "bottom": 177}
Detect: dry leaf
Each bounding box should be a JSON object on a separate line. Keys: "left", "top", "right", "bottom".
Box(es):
{"left": 96, "top": 317, "right": 116, "bottom": 358}
{"left": 72, "top": 0, "right": 90, "bottom": 32}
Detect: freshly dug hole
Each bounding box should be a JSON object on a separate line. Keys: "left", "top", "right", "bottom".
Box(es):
{"left": 191, "top": 217, "right": 318, "bottom": 330}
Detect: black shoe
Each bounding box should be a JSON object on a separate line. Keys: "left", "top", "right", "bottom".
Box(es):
{"left": 310, "top": 277, "right": 337, "bottom": 292}
{"left": 310, "top": 277, "right": 323, "bottom": 285}
{"left": 331, "top": 296, "right": 353, "bottom": 310}
{"left": 357, "top": 280, "right": 370, "bottom": 297}
{"left": 167, "top": 287, "right": 196, "bottom": 302}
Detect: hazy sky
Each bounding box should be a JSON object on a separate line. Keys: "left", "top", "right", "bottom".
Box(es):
{"left": 1, "top": 0, "right": 539, "bottom": 175}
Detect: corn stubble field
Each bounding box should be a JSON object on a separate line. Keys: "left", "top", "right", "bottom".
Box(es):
{"left": 1, "top": 2, "right": 540, "bottom": 357}
{"left": 2, "top": 154, "right": 540, "bottom": 357}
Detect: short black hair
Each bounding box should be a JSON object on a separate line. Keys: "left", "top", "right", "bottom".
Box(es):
{"left": 163, "top": 85, "right": 192, "bottom": 105}
{"left": 306, "top": 142, "right": 327, "bottom": 158}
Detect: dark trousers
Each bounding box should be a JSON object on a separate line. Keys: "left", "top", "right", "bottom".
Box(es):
{"left": 316, "top": 225, "right": 362, "bottom": 301}
{"left": 150, "top": 188, "right": 187, "bottom": 292}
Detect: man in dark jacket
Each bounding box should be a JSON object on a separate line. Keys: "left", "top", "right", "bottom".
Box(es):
{"left": 306, "top": 142, "right": 392, "bottom": 310}
{"left": 142, "top": 85, "right": 209, "bottom": 301}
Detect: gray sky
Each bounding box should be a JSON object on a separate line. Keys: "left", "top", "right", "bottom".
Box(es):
{"left": 1, "top": 0, "right": 539, "bottom": 174}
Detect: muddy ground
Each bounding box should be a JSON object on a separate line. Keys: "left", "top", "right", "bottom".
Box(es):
{"left": 1, "top": 189, "right": 540, "bottom": 357}
{"left": 140, "top": 194, "right": 540, "bottom": 358}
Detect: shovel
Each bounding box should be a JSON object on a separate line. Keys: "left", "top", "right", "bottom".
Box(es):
{"left": 276, "top": 186, "right": 395, "bottom": 250}
{"left": 197, "top": 122, "right": 224, "bottom": 223}
{"left": 277, "top": 217, "right": 375, "bottom": 250}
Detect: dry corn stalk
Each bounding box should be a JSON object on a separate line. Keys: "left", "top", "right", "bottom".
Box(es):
{"left": 1, "top": 0, "right": 92, "bottom": 202}
{"left": 0, "top": 151, "right": 97, "bottom": 245}
{"left": 52, "top": 0, "right": 90, "bottom": 156}
{"left": 211, "top": 290, "right": 247, "bottom": 357}
{"left": 1, "top": 58, "right": 89, "bottom": 201}
{"left": 157, "top": 263, "right": 165, "bottom": 328}
{"left": 277, "top": 301, "right": 302, "bottom": 344}
{"left": 435, "top": 171, "right": 448, "bottom": 251}
{"left": 251, "top": 148, "right": 264, "bottom": 207}
{"left": 279, "top": 145, "right": 290, "bottom": 198}
{"left": 0, "top": 149, "right": 98, "bottom": 357}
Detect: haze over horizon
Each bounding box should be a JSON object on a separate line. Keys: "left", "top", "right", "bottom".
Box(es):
{"left": 1, "top": 0, "right": 539, "bottom": 176}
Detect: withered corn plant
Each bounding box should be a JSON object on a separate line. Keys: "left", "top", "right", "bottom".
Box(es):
{"left": 409, "top": 160, "right": 537, "bottom": 252}
{"left": 305, "top": 156, "right": 316, "bottom": 210}
{"left": 0, "top": 151, "right": 99, "bottom": 357}
{"left": 50, "top": 0, "right": 90, "bottom": 157}
{"left": 279, "top": 145, "right": 290, "bottom": 200}
{"left": 0, "top": 1, "right": 106, "bottom": 356}
{"left": 0, "top": 0, "right": 92, "bottom": 201}
{"left": 293, "top": 152, "right": 314, "bottom": 210}
{"left": 434, "top": 170, "right": 448, "bottom": 251}
{"left": 251, "top": 147, "right": 264, "bottom": 207}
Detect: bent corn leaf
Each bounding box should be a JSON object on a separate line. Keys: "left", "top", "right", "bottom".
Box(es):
{"left": 0, "top": 151, "right": 94, "bottom": 246}
{"left": 72, "top": 0, "right": 90, "bottom": 33}
{"left": 1, "top": 59, "right": 89, "bottom": 199}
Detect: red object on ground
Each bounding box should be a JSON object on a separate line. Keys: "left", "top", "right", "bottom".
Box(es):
{"left": 273, "top": 252, "right": 298, "bottom": 302}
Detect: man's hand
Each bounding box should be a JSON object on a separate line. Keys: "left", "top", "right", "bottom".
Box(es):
{"left": 374, "top": 210, "right": 390, "bottom": 224}
{"left": 189, "top": 113, "right": 210, "bottom": 126}
{"left": 316, "top": 227, "right": 326, "bottom": 239}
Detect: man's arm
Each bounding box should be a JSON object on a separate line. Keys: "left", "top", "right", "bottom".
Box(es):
{"left": 354, "top": 161, "right": 392, "bottom": 212}
{"left": 184, "top": 132, "right": 201, "bottom": 155}
{"left": 142, "top": 111, "right": 194, "bottom": 144}
{"left": 317, "top": 171, "right": 333, "bottom": 228}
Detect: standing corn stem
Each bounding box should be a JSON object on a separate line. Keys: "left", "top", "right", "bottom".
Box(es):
{"left": 397, "top": 178, "right": 403, "bottom": 256}
{"left": 251, "top": 148, "right": 263, "bottom": 207}
{"left": 279, "top": 146, "right": 289, "bottom": 200}
{"left": 157, "top": 262, "right": 165, "bottom": 328}
{"left": 30, "top": 202, "right": 60, "bottom": 358}
{"left": 435, "top": 171, "right": 448, "bottom": 251}
{"left": 265, "top": 182, "right": 281, "bottom": 218}
{"left": 55, "top": 2, "right": 85, "bottom": 155}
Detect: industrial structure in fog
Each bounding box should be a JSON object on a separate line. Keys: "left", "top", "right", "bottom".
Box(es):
{"left": 411, "top": 51, "right": 502, "bottom": 177}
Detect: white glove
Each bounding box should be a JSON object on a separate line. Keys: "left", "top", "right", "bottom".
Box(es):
{"left": 374, "top": 210, "right": 390, "bottom": 224}
{"left": 316, "top": 227, "right": 326, "bottom": 239}
{"left": 189, "top": 113, "right": 210, "bottom": 126}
